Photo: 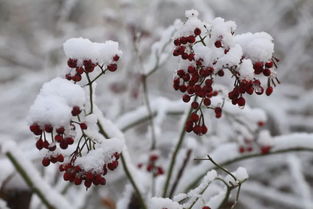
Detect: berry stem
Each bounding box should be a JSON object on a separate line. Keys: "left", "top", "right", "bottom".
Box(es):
{"left": 162, "top": 96, "right": 197, "bottom": 197}
{"left": 85, "top": 72, "right": 94, "bottom": 114}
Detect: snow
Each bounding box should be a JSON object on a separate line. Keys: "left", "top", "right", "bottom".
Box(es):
{"left": 63, "top": 37, "right": 122, "bottom": 64}
{"left": 28, "top": 77, "right": 85, "bottom": 127}
{"left": 235, "top": 32, "right": 274, "bottom": 62}
{"left": 149, "top": 197, "right": 182, "bottom": 209}
{"left": 239, "top": 59, "right": 254, "bottom": 81}
{"left": 75, "top": 137, "right": 124, "bottom": 172}
{"left": 3, "top": 140, "right": 74, "bottom": 209}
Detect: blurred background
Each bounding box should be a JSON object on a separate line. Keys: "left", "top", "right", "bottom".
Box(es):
{"left": 0, "top": 0, "right": 313, "bottom": 209}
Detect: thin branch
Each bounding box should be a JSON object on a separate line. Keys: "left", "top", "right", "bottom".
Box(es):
{"left": 169, "top": 149, "right": 192, "bottom": 198}
{"left": 6, "top": 152, "right": 56, "bottom": 209}
{"left": 162, "top": 97, "right": 196, "bottom": 197}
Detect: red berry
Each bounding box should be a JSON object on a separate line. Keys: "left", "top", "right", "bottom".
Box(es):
{"left": 258, "top": 121, "right": 265, "bottom": 127}
{"left": 237, "top": 97, "right": 246, "bottom": 106}
{"left": 108, "top": 63, "right": 117, "bottom": 72}
{"left": 261, "top": 146, "right": 271, "bottom": 154}
{"left": 147, "top": 164, "right": 154, "bottom": 172}
{"left": 57, "top": 154, "right": 64, "bottom": 162}
{"left": 74, "top": 177, "right": 82, "bottom": 185}
{"left": 190, "top": 113, "right": 200, "bottom": 122}
{"left": 72, "top": 74, "right": 82, "bottom": 82}
{"left": 201, "top": 125, "right": 208, "bottom": 134}
{"left": 188, "top": 35, "right": 195, "bottom": 43}
{"left": 194, "top": 28, "right": 201, "bottom": 36}
{"left": 113, "top": 55, "right": 120, "bottom": 62}
{"left": 266, "top": 87, "right": 273, "bottom": 96}
{"left": 60, "top": 141, "right": 68, "bottom": 149}
{"left": 247, "top": 146, "right": 253, "bottom": 152}
{"left": 156, "top": 167, "right": 164, "bottom": 175}
{"left": 191, "top": 102, "right": 199, "bottom": 109}
{"left": 84, "top": 180, "right": 92, "bottom": 188}
{"left": 217, "top": 70, "right": 224, "bottom": 77}
{"left": 202, "top": 206, "right": 211, "bottom": 209}
{"left": 67, "top": 58, "right": 77, "bottom": 68}
{"left": 44, "top": 124, "right": 53, "bottom": 133}
{"left": 203, "top": 98, "right": 211, "bottom": 106}
{"left": 263, "top": 69, "right": 271, "bottom": 76}
{"left": 36, "top": 139, "right": 44, "bottom": 150}
{"left": 239, "top": 146, "right": 245, "bottom": 153}
{"left": 188, "top": 66, "right": 196, "bottom": 73}
{"left": 76, "top": 67, "right": 84, "bottom": 74}
{"left": 215, "top": 40, "right": 222, "bottom": 48}
{"left": 80, "top": 123, "right": 88, "bottom": 130}
{"left": 42, "top": 157, "right": 50, "bottom": 167}
{"left": 48, "top": 144, "right": 56, "bottom": 151}
{"left": 56, "top": 127, "right": 65, "bottom": 134}
{"left": 55, "top": 135, "right": 63, "bottom": 142}
{"left": 102, "top": 165, "right": 108, "bottom": 175}
{"left": 265, "top": 62, "right": 273, "bottom": 68}
{"left": 149, "top": 154, "right": 159, "bottom": 162}
{"left": 30, "top": 123, "right": 42, "bottom": 135}
{"left": 174, "top": 39, "right": 181, "bottom": 46}
{"left": 65, "top": 137, "right": 74, "bottom": 145}
{"left": 71, "top": 106, "right": 81, "bottom": 116}
{"left": 86, "top": 172, "right": 94, "bottom": 181}
{"left": 182, "top": 94, "right": 191, "bottom": 103}
{"left": 108, "top": 160, "right": 118, "bottom": 170}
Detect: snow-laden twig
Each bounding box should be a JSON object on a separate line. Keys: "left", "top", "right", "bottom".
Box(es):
{"left": 183, "top": 133, "right": 313, "bottom": 193}
{"left": 3, "top": 141, "right": 73, "bottom": 209}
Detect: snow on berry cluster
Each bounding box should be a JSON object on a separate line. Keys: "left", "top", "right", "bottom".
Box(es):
{"left": 63, "top": 37, "right": 122, "bottom": 82}
{"left": 172, "top": 10, "right": 279, "bottom": 136}
{"left": 28, "top": 38, "right": 124, "bottom": 188}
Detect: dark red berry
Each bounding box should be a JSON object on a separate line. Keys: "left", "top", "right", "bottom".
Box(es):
{"left": 113, "top": 55, "right": 120, "bottom": 62}
{"left": 36, "top": 139, "right": 44, "bottom": 150}
{"left": 149, "top": 154, "right": 159, "bottom": 162}
{"left": 71, "top": 106, "right": 81, "bottom": 116}
{"left": 182, "top": 95, "right": 191, "bottom": 103}
{"left": 108, "top": 160, "right": 118, "bottom": 170}
{"left": 263, "top": 69, "right": 271, "bottom": 76}
{"left": 80, "top": 123, "right": 87, "bottom": 130}
{"left": 237, "top": 97, "right": 246, "bottom": 106}
{"left": 194, "top": 28, "right": 201, "bottom": 36}
{"left": 266, "top": 87, "right": 273, "bottom": 96}
{"left": 56, "top": 127, "right": 65, "bottom": 134}
{"left": 60, "top": 141, "right": 68, "bottom": 149}
{"left": 42, "top": 157, "right": 50, "bottom": 167}
{"left": 215, "top": 40, "right": 222, "bottom": 48}
{"left": 191, "top": 102, "right": 199, "bottom": 109}
{"left": 265, "top": 62, "right": 273, "bottom": 68}
{"left": 108, "top": 63, "right": 117, "bottom": 72}
{"left": 239, "top": 147, "right": 245, "bottom": 153}
{"left": 261, "top": 146, "right": 271, "bottom": 154}
{"left": 44, "top": 124, "right": 53, "bottom": 133}
{"left": 67, "top": 58, "right": 77, "bottom": 68}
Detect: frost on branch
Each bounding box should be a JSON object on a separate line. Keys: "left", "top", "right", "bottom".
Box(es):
{"left": 172, "top": 9, "right": 279, "bottom": 136}
{"left": 28, "top": 38, "right": 124, "bottom": 188}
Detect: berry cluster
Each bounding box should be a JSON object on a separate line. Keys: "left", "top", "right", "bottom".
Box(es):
{"left": 238, "top": 138, "right": 271, "bottom": 155}
{"left": 65, "top": 54, "right": 120, "bottom": 83}
{"left": 137, "top": 154, "right": 164, "bottom": 177}
{"left": 29, "top": 105, "right": 87, "bottom": 167}
{"left": 29, "top": 50, "right": 122, "bottom": 188}
{"left": 58, "top": 152, "right": 120, "bottom": 188}
{"left": 172, "top": 20, "right": 279, "bottom": 136}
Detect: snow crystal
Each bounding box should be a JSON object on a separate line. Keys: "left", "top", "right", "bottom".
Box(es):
{"left": 149, "top": 197, "right": 182, "bottom": 209}
{"left": 239, "top": 59, "right": 254, "bottom": 81}
{"left": 28, "top": 78, "right": 85, "bottom": 127}
{"left": 235, "top": 32, "right": 274, "bottom": 62}
{"left": 75, "top": 138, "right": 124, "bottom": 172}
{"left": 63, "top": 37, "right": 122, "bottom": 64}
